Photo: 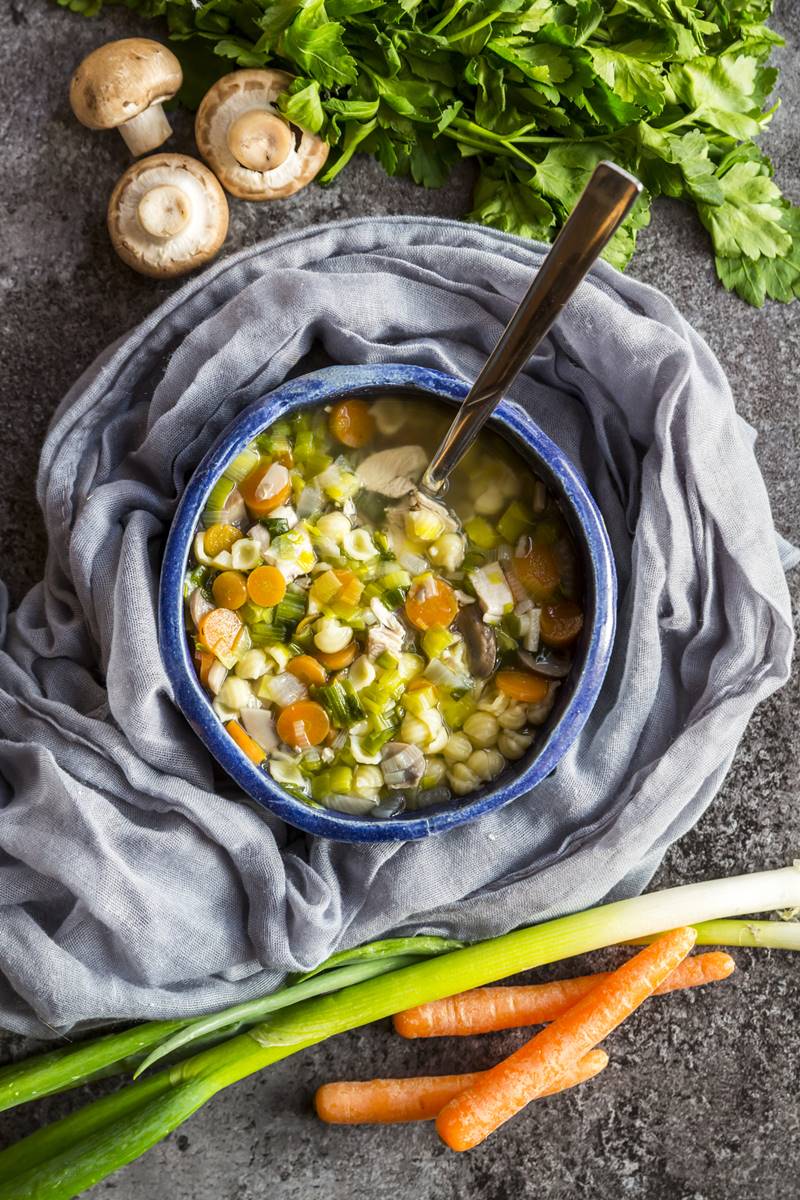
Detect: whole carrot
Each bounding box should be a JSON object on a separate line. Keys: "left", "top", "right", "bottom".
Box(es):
{"left": 315, "top": 1049, "right": 608, "bottom": 1125}
{"left": 436, "top": 926, "right": 696, "bottom": 1151}
{"left": 395, "top": 951, "right": 734, "bottom": 1039}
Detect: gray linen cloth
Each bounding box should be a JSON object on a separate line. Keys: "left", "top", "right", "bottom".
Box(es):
{"left": 0, "top": 217, "right": 795, "bottom": 1037}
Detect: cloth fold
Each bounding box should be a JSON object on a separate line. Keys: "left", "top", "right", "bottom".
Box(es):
{"left": 0, "top": 217, "right": 794, "bottom": 1036}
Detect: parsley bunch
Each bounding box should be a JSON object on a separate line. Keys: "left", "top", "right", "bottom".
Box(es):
{"left": 60, "top": 0, "right": 798, "bottom": 305}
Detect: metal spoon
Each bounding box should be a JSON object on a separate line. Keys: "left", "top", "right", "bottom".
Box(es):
{"left": 420, "top": 160, "right": 642, "bottom": 496}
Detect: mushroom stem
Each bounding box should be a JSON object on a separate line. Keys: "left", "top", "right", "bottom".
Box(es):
{"left": 137, "top": 184, "right": 191, "bottom": 240}
{"left": 119, "top": 103, "right": 173, "bottom": 156}
{"left": 227, "top": 110, "right": 293, "bottom": 172}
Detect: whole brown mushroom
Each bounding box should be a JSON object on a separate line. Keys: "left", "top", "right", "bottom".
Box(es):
{"left": 195, "top": 69, "right": 329, "bottom": 200}
{"left": 70, "top": 39, "right": 182, "bottom": 156}
{"left": 107, "top": 154, "right": 228, "bottom": 279}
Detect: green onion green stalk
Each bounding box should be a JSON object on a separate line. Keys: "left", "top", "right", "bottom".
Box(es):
{"left": 3, "top": 867, "right": 800, "bottom": 1198}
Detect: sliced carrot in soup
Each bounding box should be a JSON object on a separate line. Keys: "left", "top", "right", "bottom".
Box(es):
{"left": 405, "top": 576, "right": 458, "bottom": 631}
{"left": 540, "top": 601, "right": 584, "bottom": 648}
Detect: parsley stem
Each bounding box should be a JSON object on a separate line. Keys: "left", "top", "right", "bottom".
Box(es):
{"left": 429, "top": 0, "right": 470, "bottom": 35}
{"left": 442, "top": 127, "right": 527, "bottom": 165}
{"left": 657, "top": 108, "right": 702, "bottom": 132}
{"left": 513, "top": 133, "right": 617, "bottom": 144}
{"left": 447, "top": 118, "right": 537, "bottom": 166}
{"left": 446, "top": 10, "right": 502, "bottom": 41}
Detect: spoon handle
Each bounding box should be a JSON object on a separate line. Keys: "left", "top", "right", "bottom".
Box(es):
{"left": 421, "top": 160, "right": 643, "bottom": 495}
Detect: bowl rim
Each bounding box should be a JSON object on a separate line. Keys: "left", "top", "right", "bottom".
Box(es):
{"left": 159, "top": 363, "right": 616, "bottom": 843}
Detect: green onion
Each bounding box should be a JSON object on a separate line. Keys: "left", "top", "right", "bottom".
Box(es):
{"left": 305, "top": 451, "right": 335, "bottom": 477}
{"left": 135, "top": 946, "right": 456, "bottom": 1079}
{"left": 373, "top": 530, "right": 394, "bottom": 560}
{"left": 495, "top": 627, "right": 519, "bottom": 656}
{"left": 239, "top": 600, "right": 273, "bottom": 625}
{"left": 183, "top": 564, "right": 210, "bottom": 598}
{"left": 329, "top": 764, "right": 354, "bottom": 793}
{"left": 497, "top": 500, "right": 535, "bottom": 545}
{"left": 259, "top": 517, "right": 291, "bottom": 537}
{"left": 380, "top": 567, "right": 412, "bottom": 589}
{"left": 4, "top": 868, "right": 800, "bottom": 1197}
{"left": 402, "top": 683, "right": 438, "bottom": 716}
{"left": 461, "top": 552, "right": 484, "bottom": 576}
{"left": 381, "top": 586, "right": 407, "bottom": 610}
{"left": 249, "top": 621, "right": 291, "bottom": 647}
{"left": 629, "top": 919, "right": 800, "bottom": 949}
{"left": 309, "top": 769, "right": 329, "bottom": 799}
{"left": 255, "top": 423, "right": 291, "bottom": 457}
{"left": 342, "top": 680, "right": 365, "bottom": 722}
{"left": 292, "top": 429, "right": 315, "bottom": 461}
{"left": 422, "top": 626, "right": 457, "bottom": 660}
{"left": 293, "top": 623, "right": 315, "bottom": 649}
{"left": 311, "top": 763, "right": 355, "bottom": 801}
{"left": 0, "top": 1021, "right": 189, "bottom": 1116}
{"left": 464, "top": 516, "right": 500, "bottom": 550}
{"left": 0, "top": 935, "right": 462, "bottom": 1118}
{"left": 439, "top": 692, "right": 477, "bottom": 729}
{"left": 377, "top": 670, "right": 405, "bottom": 700}
{"left": 201, "top": 477, "right": 243, "bottom": 529}
{"left": 273, "top": 591, "right": 307, "bottom": 627}
{"left": 366, "top": 708, "right": 396, "bottom": 734}
{"left": 224, "top": 444, "right": 260, "bottom": 484}
{"left": 315, "top": 681, "right": 364, "bottom": 727}
{"left": 501, "top": 611, "right": 524, "bottom": 639}
{"left": 361, "top": 724, "right": 398, "bottom": 756}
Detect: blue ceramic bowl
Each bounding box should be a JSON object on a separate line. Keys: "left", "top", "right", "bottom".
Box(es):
{"left": 159, "top": 364, "right": 616, "bottom": 842}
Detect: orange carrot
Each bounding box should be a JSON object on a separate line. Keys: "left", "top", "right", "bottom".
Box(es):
{"left": 195, "top": 649, "right": 215, "bottom": 689}
{"left": 276, "top": 700, "right": 331, "bottom": 748}
{"left": 315, "top": 643, "right": 357, "bottom": 670}
{"left": 405, "top": 576, "right": 458, "bottom": 631}
{"left": 247, "top": 564, "right": 287, "bottom": 608}
{"left": 315, "top": 1049, "right": 608, "bottom": 1126}
{"left": 512, "top": 543, "right": 560, "bottom": 602}
{"left": 495, "top": 670, "right": 550, "bottom": 704}
{"left": 394, "top": 951, "right": 735, "bottom": 1038}
{"left": 287, "top": 655, "right": 328, "bottom": 687}
{"left": 212, "top": 570, "right": 248, "bottom": 610}
{"left": 226, "top": 720, "right": 266, "bottom": 765}
{"left": 436, "top": 927, "right": 696, "bottom": 1151}
{"left": 540, "top": 600, "right": 584, "bottom": 648}
{"left": 203, "top": 523, "right": 242, "bottom": 557}
{"left": 329, "top": 399, "right": 375, "bottom": 448}
{"left": 198, "top": 607, "right": 242, "bottom": 659}
{"left": 240, "top": 460, "right": 292, "bottom": 517}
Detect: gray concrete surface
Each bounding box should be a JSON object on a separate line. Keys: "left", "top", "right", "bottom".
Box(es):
{"left": 1, "top": 2, "right": 798, "bottom": 1197}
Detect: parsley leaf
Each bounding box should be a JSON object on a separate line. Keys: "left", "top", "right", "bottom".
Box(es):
{"left": 587, "top": 38, "right": 672, "bottom": 115}
{"left": 279, "top": 78, "right": 326, "bottom": 133}
{"left": 716, "top": 204, "right": 800, "bottom": 306}
{"left": 467, "top": 172, "right": 556, "bottom": 240}
{"left": 533, "top": 143, "right": 612, "bottom": 213}
{"left": 61, "top": 0, "right": 798, "bottom": 306}
{"left": 279, "top": 0, "right": 359, "bottom": 88}
{"left": 669, "top": 53, "right": 776, "bottom": 138}
{"left": 698, "top": 159, "right": 791, "bottom": 260}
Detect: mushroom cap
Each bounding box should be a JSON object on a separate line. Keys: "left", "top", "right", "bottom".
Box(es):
{"left": 195, "top": 69, "right": 329, "bottom": 201}
{"left": 107, "top": 153, "right": 228, "bottom": 279}
{"left": 70, "top": 38, "right": 182, "bottom": 131}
